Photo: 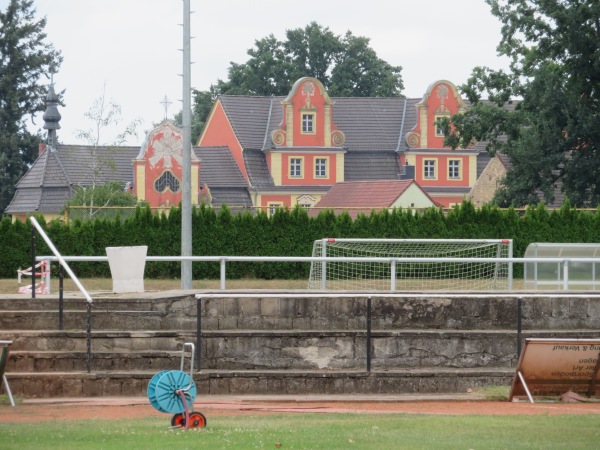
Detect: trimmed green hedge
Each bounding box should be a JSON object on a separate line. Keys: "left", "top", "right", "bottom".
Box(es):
{"left": 2, "top": 200, "right": 599, "bottom": 279}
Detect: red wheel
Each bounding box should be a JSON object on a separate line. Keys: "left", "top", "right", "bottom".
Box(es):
{"left": 171, "top": 413, "right": 185, "bottom": 428}
{"left": 187, "top": 411, "right": 207, "bottom": 429}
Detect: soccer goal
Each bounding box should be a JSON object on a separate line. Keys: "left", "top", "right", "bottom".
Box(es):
{"left": 307, "top": 238, "right": 513, "bottom": 291}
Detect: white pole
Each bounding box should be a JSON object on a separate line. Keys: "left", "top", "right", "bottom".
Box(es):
{"left": 181, "top": 0, "right": 192, "bottom": 289}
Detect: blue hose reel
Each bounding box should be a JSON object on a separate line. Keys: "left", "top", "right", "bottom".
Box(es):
{"left": 147, "top": 343, "right": 206, "bottom": 429}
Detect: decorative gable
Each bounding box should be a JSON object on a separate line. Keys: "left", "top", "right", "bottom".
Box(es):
{"left": 133, "top": 120, "right": 201, "bottom": 207}
{"left": 405, "top": 80, "right": 467, "bottom": 149}
{"left": 271, "top": 77, "right": 345, "bottom": 148}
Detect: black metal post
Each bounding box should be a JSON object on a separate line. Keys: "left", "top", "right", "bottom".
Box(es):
{"left": 366, "top": 296, "right": 372, "bottom": 372}
{"left": 86, "top": 303, "right": 92, "bottom": 373}
{"left": 31, "top": 226, "right": 36, "bottom": 299}
{"left": 196, "top": 297, "right": 202, "bottom": 372}
{"left": 517, "top": 297, "right": 522, "bottom": 358}
{"left": 58, "top": 266, "right": 64, "bottom": 331}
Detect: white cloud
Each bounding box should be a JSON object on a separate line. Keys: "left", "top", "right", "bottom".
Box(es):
{"left": 27, "top": 0, "right": 509, "bottom": 145}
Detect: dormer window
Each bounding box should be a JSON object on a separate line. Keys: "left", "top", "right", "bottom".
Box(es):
{"left": 301, "top": 113, "right": 315, "bottom": 134}
{"left": 154, "top": 171, "right": 181, "bottom": 193}
{"left": 434, "top": 114, "right": 450, "bottom": 137}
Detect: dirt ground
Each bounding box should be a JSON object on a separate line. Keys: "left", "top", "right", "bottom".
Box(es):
{"left": 2, "top": 396, "right": 600, "bottom": 423}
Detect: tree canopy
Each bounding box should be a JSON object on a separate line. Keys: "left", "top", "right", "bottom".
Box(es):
{"left": 0, "top": 0, "right": 62, "bottom": 215}
{"left": 442, "top": 0, "right": 600, "bottom": 207}
{"left": 183, "top": 22, "right": 403, "bottom": 142}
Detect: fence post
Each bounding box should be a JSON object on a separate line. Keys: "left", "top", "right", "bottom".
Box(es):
{"left": 517, "top": 297, "right": 522, "bottom": 359}
{"left": 562, "top": 261, "right": 569, "bottom": 290}
{"left": 220, "top": 258, "right": 226, "bottom": 289}
{"left": 321, "top": 238, "right": 327, "bottom": 290}
{"left": 390, "top": 260, "right": 397, "bottom": 291}
{"left": 58, "top": 266, "right": 64, "bottom": 331}
{"left": 366, "top": 296, "right": 372, "bottom": 372}
{"left": 86, "top": 303, "right": 92, "bottom": 373}
{"left": 31, "top": 226, "right": 36, "bottom": 299}
{"left": 196, "top": 297, "right": 202, "bottom": 372}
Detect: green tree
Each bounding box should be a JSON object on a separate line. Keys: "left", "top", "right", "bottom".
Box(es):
{"left": 442, "top": 0, "right": 600, "bottom": 207}
{"left": 0, "top": 0, "right": 62, "bottom": 215}
{"left": 188, "top": 22, "right": 403, "bottom": 142}
{"left": 68, "top": 86, "right": 141, "bottom": 219}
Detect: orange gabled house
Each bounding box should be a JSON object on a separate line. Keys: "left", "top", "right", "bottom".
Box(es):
{"left": 197, "top": 77, "right": 491, "bottom": 212}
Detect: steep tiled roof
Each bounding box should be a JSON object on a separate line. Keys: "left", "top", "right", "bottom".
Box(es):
{"left": 344, "top": 152, "right": 402, "bottom": 180}
{"left": 334, "top": 97, "right": 418, "bottom": 152}
{"left": 195, "top": 146, "right": 247, "bottom": 187}
{"left": 243, "top": 149, "right": 274, "bottom": 187}
{"left": 316, "top": 180, "right": 415, "bottom": 208}
{"left": 209, "top": 188, "right": 252, "bottom": 209}
{"left": 219, "top": 95, "right": 419, "bottom": 153}
{"left": 219, "top": 96, "right": 283, "bottom": 150}
{"left": 56, "top": 145, "right": 138, "bottom": 186}
{"left": 6, "top": 145, "right": 138, "bottom": 215}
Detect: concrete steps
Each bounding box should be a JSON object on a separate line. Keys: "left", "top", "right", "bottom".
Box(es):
{"left": 2, "top": 291, "right": 600, "bottom": 397}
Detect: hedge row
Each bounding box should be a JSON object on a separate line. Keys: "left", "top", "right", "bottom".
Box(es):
{"left": 1, "top": 200, "right": 599, "bottom": 280}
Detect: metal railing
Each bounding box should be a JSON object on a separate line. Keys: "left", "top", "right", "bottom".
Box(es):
{"left": 35, "top": 254, "right": 600, "bottom": 291}
{"left": 29, "top": 217, "right": 94, "bottom": 372}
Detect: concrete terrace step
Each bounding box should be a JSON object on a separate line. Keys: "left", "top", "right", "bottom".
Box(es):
{"left": 4, "top": 367, "right": 516, "bottom": 398}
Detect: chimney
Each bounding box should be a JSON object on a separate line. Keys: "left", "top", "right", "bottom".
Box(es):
{"left": 39, "top": 143, "right": 47, "bottom": 156}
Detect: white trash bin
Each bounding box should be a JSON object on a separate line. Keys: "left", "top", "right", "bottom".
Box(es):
{"left": 106, "top": 246, "right": 147, "bottom": 293}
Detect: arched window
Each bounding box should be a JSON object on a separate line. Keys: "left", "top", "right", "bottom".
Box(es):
{"left": 154, "top": 171, "right": 181, "bottom": 193}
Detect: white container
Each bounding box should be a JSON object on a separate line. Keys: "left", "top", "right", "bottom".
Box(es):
{"left": 106, "top": 246, "right": 147, "bottom": 293}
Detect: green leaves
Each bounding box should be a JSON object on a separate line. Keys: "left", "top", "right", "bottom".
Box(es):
{"left": 447, "top": 0, "right": 600, "bottom": 207}
{"left": 0, "top": 0, "right": 62, "bottom": 214}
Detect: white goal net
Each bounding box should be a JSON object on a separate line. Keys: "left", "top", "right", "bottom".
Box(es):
{"left": 307, "top": 238, "right": 513, "bottom": 291}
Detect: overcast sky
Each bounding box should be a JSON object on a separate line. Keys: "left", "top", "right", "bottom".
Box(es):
{"left": 20, "top": 0, "right": 510, "bottom": 145}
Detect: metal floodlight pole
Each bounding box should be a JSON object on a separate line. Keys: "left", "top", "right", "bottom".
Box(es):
{"left": 181, "top": 0, "right": 192, "bottom": 289}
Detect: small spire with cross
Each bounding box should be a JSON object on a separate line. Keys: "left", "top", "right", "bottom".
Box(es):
{"left": 160, "top": 95, "right": 172, "bottom": 120}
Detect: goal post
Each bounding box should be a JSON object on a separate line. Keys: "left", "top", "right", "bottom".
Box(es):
{"left": 308, "top": 238, "right": 513, "bottom": 291}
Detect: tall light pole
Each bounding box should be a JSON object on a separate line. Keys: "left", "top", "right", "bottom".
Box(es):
{"left": 181, "top": 0, "right": 192, "bottom": 289}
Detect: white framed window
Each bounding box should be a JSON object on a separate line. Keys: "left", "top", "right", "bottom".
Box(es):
{"left": 268, "top": 203, "right": 282, "bottom": 216}
{"left": 290, "top": 157, "right": 303, "bottom": 178}
{"left": 315, "top": 157, "right": 327, "bottom": 178}
{"left": 448, "top": 160, "right": 461, "bottom": 179}
{"left": 424, "top": 160, "right": 436, "bottom": 179}
{"left": 435, "top": 115, "right": 449, "bottom": 137}
{"left": 301, "top": 113, "right": 315, "bottom": 134}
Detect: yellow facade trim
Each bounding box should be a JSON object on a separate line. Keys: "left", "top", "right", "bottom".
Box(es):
{"left": 324, "top": 104, "right": 331, "bottom": 147}
{"left": 419, "top": 108, "right": 428, "bottom": 148}
{"left": 336, "top": 153, "right": 344, "bottom": 182}
{"left": 286, "top": 104, "right": 294, "bottom": 146}
{"left": 136, "top": 165, "right": 146, "bottom": 201}
{"left": 271, "top": 153, "right": 282, "bottom": 185}
{"left": 191, "top": 166, "right": 199, "bottom": 204}
{"left": 468, "top": 154, "right": 477, "bottom": 185}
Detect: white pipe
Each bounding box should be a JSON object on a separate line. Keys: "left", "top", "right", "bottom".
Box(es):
{"left": 29, "top": 217, "right": 93, "bottom": 304}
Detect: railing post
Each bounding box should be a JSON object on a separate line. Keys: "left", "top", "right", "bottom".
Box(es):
{"left": 58, "top": 266, "right": 64, "bottom": 331}
{"left": 321, "top": 238, "right": 327, "bottom": 290}
{"left": 390, "top": 260, "right": 397, "bottom": 291}
{"left": 517, "top": 297, "right": 522, "bottom": 359}
{"left": 86, "top": 303, "right": 92, "bottom": 373}
{"left": 220, "top": 258, "right": 226, "bottom": 289}
{"left": 196, "top": 297, "right": 202, "bottom": 372}
{"left": 366, "top": 296, "right": 372, "bottom": 372}
{"left": 563, "top": 260, "right": 569, "bottom": 290}
{"left": 31, "top": 225, "right": 36, "bottom": 299}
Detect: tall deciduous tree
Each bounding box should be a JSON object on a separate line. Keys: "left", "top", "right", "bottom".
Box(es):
{"left": 0, "top": 0, "right": 62, "bottom": 215}
{"left": 442, "top": 0, "right": 600, "bottom": 207}
{"left": 68, "top": 86, "right": 141, "bottom": 219}
{"left": 185, "top": 22, "right": 403, "bottom": 142}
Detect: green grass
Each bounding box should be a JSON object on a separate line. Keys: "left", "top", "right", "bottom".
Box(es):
{"left": 1, "top": 413, "right": 599, "bottom": 449}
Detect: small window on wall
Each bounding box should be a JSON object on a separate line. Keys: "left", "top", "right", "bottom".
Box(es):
{"left": 315, "top": 158, "right": 327, "bottom": 177}
{"left": 424, "top": 160, "right": 436, "bottom": 179}
{"left": 154, "top": 171, "right": 181, "bottom": 193}
{"left": 290, "top": 157, "right": 303, "bottom": 177}
{"left": 268, "top": 203, "right": 282, "bottom": 216}
{"left": 435, "top": 115, "right": 450, "bottom": 137}
{"left": 301, "top": 113, "right": 315, "bottom": 134}
{"left": 448, "top": 160, "right": 461, "bottom": 179}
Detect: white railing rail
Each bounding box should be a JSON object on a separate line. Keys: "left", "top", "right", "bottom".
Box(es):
{"left": 36, "top": 254, "right": 600, "bottom": 291}
{"left": 29, "top": 217, "right": 93, "bottom": 304}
